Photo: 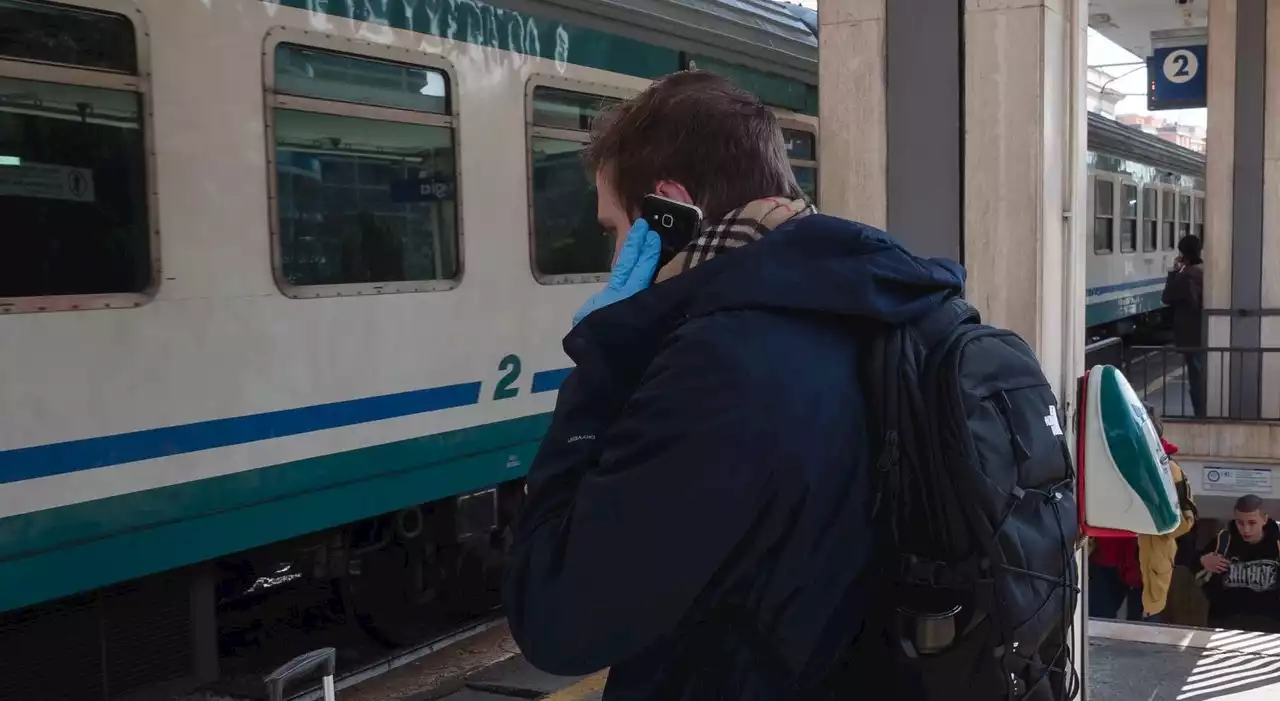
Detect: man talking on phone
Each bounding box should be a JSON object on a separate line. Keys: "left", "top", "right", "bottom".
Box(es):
{"left": 504, "top": 70, "right": 965, "bottom": 699}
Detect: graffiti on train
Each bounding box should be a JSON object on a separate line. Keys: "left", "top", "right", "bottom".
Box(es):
{"left": 277, "top": 0, "right": 575, "bottom": 72}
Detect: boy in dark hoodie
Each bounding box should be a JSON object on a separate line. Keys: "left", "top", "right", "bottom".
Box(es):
{"left": 1199, "top": 494, "right": 1280, "bottom": 632}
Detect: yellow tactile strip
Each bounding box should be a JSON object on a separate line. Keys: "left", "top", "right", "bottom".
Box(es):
{"left": 540, "top": 670, "right": 608, "bottom": 700}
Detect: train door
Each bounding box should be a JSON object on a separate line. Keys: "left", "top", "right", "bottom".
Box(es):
{"left": 1118, "top": 179, "right": 1141, "bottom": 282}
{"left": 1193, "top": 192, "right": 1206, "bottom": 241}
{"left": 1141, "top": 184, "right": 1160, "bottom": 268}
{"left": 1177, "top": 191, "right": 1193, "bottom": 244}
{"left": 1160, "top": 187, "right": 1177, "bottom": 268}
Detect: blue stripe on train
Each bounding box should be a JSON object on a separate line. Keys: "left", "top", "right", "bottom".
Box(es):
{"left": 1085, "top": 276, "right": 1166, "bottom": 298}
{"left": 531, "top": 368, "right": 573, "bottom": 393}
{"left": 0, "top": 368, "right": 564, "bottom": 486}
{"left": 0, "top": 382, "right": 485, "bottom": 485}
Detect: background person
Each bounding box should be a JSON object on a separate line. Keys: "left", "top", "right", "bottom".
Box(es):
{"left": 1198, "top": 494, "right": 1280, "bottom": 633}
{"left": 1135, "top": 404, "right": 1196, "bottom": 623}
{"left": 1162, "top": 235, "right": 1205, "bottom": 417}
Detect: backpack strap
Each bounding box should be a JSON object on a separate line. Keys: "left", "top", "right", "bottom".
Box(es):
{"left": 910, "top": 297, "right": 980, "bottom": 350}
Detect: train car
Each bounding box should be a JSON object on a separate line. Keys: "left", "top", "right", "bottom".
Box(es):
{"left": 0, "top": 0, "right": 1204, "bottom": 696}
{"left": 0, "top": 0, "right": 817, "bottom": 697}
{"left": 1085, "top": 112, "right": 1206, "bottom": 338}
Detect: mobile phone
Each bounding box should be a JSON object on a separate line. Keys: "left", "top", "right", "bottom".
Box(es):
{"left": 642, "top": 194, "right": 703, "bottom": 270}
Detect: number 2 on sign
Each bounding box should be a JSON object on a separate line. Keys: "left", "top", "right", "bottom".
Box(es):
{"left": 493, "top": 355, "right": 522, "bottom": 400}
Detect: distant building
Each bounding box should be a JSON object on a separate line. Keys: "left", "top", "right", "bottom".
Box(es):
{"left": 1087, "top": 67, "right": 1124, "bottom": 118}
{"left": 1116, "top": 113, "right": 1206, "bottom": 153}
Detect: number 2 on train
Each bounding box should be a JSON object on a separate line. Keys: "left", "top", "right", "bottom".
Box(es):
{"left": 494, "top": 354, "right": 522, "bottom": 400}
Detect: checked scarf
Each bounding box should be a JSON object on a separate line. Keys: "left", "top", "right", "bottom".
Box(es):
{"left": 653, "top": 197, "right": 814, "bottom": 284}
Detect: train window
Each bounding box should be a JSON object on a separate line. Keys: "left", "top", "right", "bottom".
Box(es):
{"left": 0, "top": 1, "right": 151, "bottom": 308}
{"left": 269, "top": 44, "right": 458, "bottom": 294}
{"left": 276, "top": 44, "right": 448, "bottom": 114}
{"left": 0, "top": 0, "right": 136, "bottom": 72}
{"left": 783, "top": 128, "right": 818, "bottom": 203}
{"left": 531, "top": 87, "right": 614, "bottom": 131}
{"left": 1195, "top": 195, "right": 1205, "bottom": 239}
{"left": 1178, "top": 194, "right": 1192, "bottom": 240}
{"left": 529, "top": 86, "right": 623, "bottom": 281}
{"left": 1093, "top": 178, "right": 1114, "bottom": 254}
{"left": 1120, "top": 183, "right": 1137, "bottom": 253}
{"left": 1161, "top": 190, "right": 1175, "bottom": 250}
{"left": 1141, "top": 186, "right": 1158, "bottom": 252}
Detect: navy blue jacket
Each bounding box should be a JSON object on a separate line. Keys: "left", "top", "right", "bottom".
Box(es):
{"left": 504, "top": 214, "right": 965, "bottom": 699}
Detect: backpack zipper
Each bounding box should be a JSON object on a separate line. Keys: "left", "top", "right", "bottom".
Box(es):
{"left": 993, "top": 391, "right": 1032, "bottom": 467}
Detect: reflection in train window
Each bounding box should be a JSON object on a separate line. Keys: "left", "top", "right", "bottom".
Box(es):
{"left": 782, "top": 128, "right": 818, "bottom": 203}
{"left": 529, "top": 86, "right": 622, "bottom": 281}
{"left": 530, "top": 137, "right": 614, "bottom": 276}
{"left": 274, "top": 111, "right": 457, "bottom": 286}
{"left": 1178, "top": 194, "right": 1192, "bottom": 241}
{"left": 1120, "top": 183, "right": 1137, "bottom": 253}
{"left": 1141, "top": 186, "right": 1158, "bottom": 252}
{"left": 1195, "top": 195, "right": 1205, "bottom": 240}
{"left": 276, "top": 44, "right": 449, "bottom": 114}
{"left": 0, "top": 1, "right": 150, "bottom": 304}
{"left": 1093, "top": 178, "right": 1114, "bottom": 254}
{"left": 531, "top": 87, "right": 615, "bottom": 131}
{"left": 1161, "top": 190, "right": 1175, "bottom": 250}
{"left": 269, "top": 44, "right": 458, "bottom": 294}
{"left": 0, "top": 0, "right": 137, "bottom": 72}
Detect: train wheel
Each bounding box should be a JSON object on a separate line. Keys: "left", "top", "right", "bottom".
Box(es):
{"left": 343, "top": 518, "right": 450, "bottom": 649}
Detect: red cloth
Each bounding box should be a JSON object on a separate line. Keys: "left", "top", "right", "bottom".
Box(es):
{"left": 1091, "top": 536, "right": 1142, "bottom": 589}
{"left": 1162, "top": 438, "right": 1179, "bottom": 456}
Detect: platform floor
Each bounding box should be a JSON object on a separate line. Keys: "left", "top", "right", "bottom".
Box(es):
{"left": 345, "top": 621, "right": 1280, "bottom": 700}
{"left": 1089, "top": 635, "right": 1280, "bottom": 701}
{"left": 434, "top": 657, "right": 601, "bottom": 701}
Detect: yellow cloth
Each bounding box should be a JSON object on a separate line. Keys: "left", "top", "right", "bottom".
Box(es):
{"left": 1137, "top": 460, "right": 1196, "bottom": 616}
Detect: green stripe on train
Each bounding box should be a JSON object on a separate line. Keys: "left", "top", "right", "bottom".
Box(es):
{"left": 0, "top": 413, "right": 552, "bottom": 613}
{"left": 1087, "top": 290, "right": 1165, "bottom": 328}
{"left": 270, "top": 0, "right": 819, "bottom": 115}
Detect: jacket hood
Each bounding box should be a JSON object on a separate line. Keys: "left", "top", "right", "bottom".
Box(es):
{"left": 684, "top": 214, "right": 965, "bottom": 322}
{"left": 566, "top": 214, "right": 966, "bottom": 365}
{"left": 1227, "top": 518, "right": 1280, "bottom": 543}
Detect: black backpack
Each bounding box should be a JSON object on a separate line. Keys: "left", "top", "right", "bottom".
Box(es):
{"left": 852, "top": 297, "right": 1081, "bottom": 700}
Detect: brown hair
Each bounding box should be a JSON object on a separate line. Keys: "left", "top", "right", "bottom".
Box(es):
{"left": 1235, "top": 494, "right": 1265, "bottom": 514}
{"left": 584, "top": 70, "right": 802, "bottom": 225}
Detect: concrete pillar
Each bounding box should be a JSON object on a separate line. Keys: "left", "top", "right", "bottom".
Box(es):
{"left": 1204, "top": 0, "right": 1236, "bottom": 417}
{"left": 817, "top": 0, "right": 887, "bottom": 229}
{"left": 964, "top": 0, "right": 1085, "bottom": 397}
{"left": 818, "top": 0, "right": 1086, "bottom": 393}
{"left": 1205, "top": 0, "right": 1273, "bottom": 419}
{"left": 1263, "top": 0, "right": 1280, "bottom": 418}
{"left": 818, "top": 0, "right": 1088, "bottom": 690}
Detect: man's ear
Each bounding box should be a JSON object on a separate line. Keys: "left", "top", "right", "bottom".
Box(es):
{"left": 652, "top": 180, "right": 694, "bottom": 205}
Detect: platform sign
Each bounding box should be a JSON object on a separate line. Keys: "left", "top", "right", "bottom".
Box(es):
{"left": 1147, "top": 44, "right": 1208, "bottom": 110}
{"left": 1202, "top": 466, "right": 1272, "bottom": 495}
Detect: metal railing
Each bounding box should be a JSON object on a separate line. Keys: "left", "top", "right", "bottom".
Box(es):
{"left": 1124, "top": 345, "right": 1280, "bottom": 421}
{"left": 1084, "top": 337, "right": 1124, "bottom": 370}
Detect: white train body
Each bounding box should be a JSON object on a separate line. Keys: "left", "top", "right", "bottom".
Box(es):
{"left": 0, "top": 0, "right": 817, "bottom": 616}
{"left": 0, "top": 0, "right": 1200, "bottom": 619}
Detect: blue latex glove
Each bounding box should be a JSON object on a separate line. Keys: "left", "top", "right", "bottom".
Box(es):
{"left": 572, "top": 218, "right": 662, "bottom": 327}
